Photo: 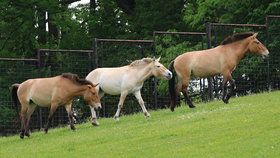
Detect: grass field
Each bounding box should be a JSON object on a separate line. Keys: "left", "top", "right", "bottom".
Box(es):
{"left": 0, "top": 91, "right": 279, "bottom": 158}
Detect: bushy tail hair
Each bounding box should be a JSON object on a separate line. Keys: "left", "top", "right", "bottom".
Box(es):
{"left": 168, "top": 61, "right": 177, "bottom": 111}
{"left": 10, "top": 84, "right": 20, "bottom": 114}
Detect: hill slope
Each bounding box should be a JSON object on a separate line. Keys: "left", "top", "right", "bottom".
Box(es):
{"left": 0, "top": 91, "right": 279, "bottom": 158}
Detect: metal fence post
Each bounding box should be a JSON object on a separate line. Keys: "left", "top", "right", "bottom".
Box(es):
{"left": 151, "top": 34, "right": 158, "bottom": 109}
{"left": 36, "top": 49, "right": 43, "bottom": 130}
{"left": 265, "top": 16, "right": 271, "bottom": 91}
{"left": 93, "top": 38, "right": 98, "bottom": 69}
{"left": 206, "top": 22, "right": 214, "bottom": 100}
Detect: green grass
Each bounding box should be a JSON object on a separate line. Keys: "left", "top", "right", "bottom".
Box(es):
{"left": 1, "top": 91, "right": 280, "bottom": 158}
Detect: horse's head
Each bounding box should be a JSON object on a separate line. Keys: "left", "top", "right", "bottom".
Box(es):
{"left": 83, "top": 84, "right": 101, "bottom": 110}
{"left": 248, "top": 33, "right": 269, "bottom": 58}
{"left": 151, "top": 57, "right": 173, "bottom": 80}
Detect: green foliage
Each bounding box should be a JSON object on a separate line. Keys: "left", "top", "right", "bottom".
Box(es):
{"left": 0, "top": 106, "right": 17, "bottom": 127}
{"left": 0, "top": 91, "right": 279, "bottom": 157}
{"left": 183, "top": 0, "right": 278, "bottom": 31}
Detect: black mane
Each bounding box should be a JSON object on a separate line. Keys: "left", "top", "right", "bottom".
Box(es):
{"left": 61, "top": 73, "right": 93, "bottom": 86}
{"left": 220, "top": 32, "right": 254, "bottom": 45}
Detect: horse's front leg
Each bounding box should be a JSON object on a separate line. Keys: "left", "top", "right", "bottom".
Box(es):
{"left": 113, "top": 91, "right": 128, "bottom": 121}
{"left": 44, "top": 103, "right": 58, "bottom": 133}
{"left": 222, "top": 79, "right": 229, "bottom": 104}
{"left": 90, "top": 107, "right": 99, "bottom": 126}
{"left": 134, "top": 90, "right": 150, "bottom": 117}
{"left": 224, "top": 79, "right": 236, "bottom": 103}
{"left": 65, "top": 103, "right": 76, "bottom": 131}
{"left": 222, "top": 72, "right": 234, "bottom": 104}
{"left": 91, "top": 90, "right": 104, "bottom": 126}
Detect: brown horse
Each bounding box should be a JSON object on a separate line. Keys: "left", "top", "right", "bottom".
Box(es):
{"left": 11, "top": 73, "right": 101, "bottom": 139}
{"left": 169, "top": 32, "right": 269, "bottom": 111}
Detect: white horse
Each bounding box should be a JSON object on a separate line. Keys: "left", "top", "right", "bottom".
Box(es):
{"left": 86, "top": 57, "right": 172, "bottom": 125}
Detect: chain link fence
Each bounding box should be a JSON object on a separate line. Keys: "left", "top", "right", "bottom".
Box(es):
{"left": 1, "top": 15, "right": 279, "bottom": 136}
{"left": 266, "top": 15, "right": 280, "bottom": 90}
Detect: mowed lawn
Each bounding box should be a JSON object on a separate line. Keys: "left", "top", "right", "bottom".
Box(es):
{"left": 0, "top": 91, "right": 279, "bottom": 158}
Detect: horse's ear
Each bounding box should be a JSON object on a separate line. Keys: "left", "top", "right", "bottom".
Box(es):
{"left": 93, "top": 83, "right": 99, "bottom": 87}
{"left": 252, "top": 32, "right": 258, "bottom": 38}
{"left": 156, "top": 56, "right": 161, "bottom": 62}
{"left": 152, "top": 56, "right": 156, "bottom": 61}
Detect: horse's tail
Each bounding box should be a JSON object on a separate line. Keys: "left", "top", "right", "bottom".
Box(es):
{"left": 10, "top": 83, "right": 20, "bottom": 114}
{"left": 168, "top": 60, "right": 177, "bottom": 112}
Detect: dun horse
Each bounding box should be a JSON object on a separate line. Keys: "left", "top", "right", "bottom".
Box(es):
{"left": 86, "top": 57, "right": 172, "bottom": 126}
{"left": 169, "top": 32, "right": 269, "bottom": 111}
{"left": 11, "top": 73, "right": 101, "bottom": 139}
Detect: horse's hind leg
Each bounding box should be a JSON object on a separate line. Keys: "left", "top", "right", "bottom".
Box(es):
{"left": 113, "top": 91, "right": 128, "bottom": 120}
{"left": 182, "top": 85, "right": 195, "bottom": 108}
{"left": 65, "top": 103, "right": 75, "bottom": 130}
{"left": 170, "top": 75, "right": 185, "bottom": 111}
{"left": 19, "top": 105, "right": 28, "bottom": 139}
{"left": 222, "top": 71, "right": 234, "bottom": 104}
{"left": 134, "top": 90, "right": 150, "bottom": 117}
{"left": 181, "top": 75, "right": 195, "bottom": 108}
{"left": 44, "top": 103, "right": 58, "bottom": 133}
{"left": 24, "top": 104, "right": 36, "bottom": 137}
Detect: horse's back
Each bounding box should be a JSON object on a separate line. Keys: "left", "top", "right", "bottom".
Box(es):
{"left": 174, "top": 47, "right": 224, "bottom": 78}
{"left": 87, "top": 67, "right": 128, "bottom": 82}
{"left": 86, "top": 66, "right": 133, "bottom": 95}
{"left": 17, "top": 77, "right": 60, "bottom": 107}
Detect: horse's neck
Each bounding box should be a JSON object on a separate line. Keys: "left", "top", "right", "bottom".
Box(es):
{"left": 133, "top": 64, "right": 153, "bottom": 83}
{"left": 224, "top": 39, "right": 250, "bottom": 63}
{"left": 70, "top": 84, "right": 88, "bottom": 96}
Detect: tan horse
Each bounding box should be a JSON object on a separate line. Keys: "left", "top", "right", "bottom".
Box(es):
{"left": 86, "top": 57, "right": 172, "bottom": 125}
{"left": 11, "top": 73, "right": 101, "bottom": 139}
{"left": 169, "top": 32, "right": 269, "bottom": 111}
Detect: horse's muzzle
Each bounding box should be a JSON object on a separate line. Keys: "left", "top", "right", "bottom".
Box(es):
{"left": 165, "top": 71, "right": 173, "bottom": 80}
{"left": 262, "top": 50, "right": 269, "bottom": 59}
{"left": 93, "top": 103, "right": 102, "bottom": 110}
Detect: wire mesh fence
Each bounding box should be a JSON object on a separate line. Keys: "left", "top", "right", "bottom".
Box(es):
{"left": 1, "top": 15, "right": 280, "bottom": 136}
{"left": 266, "top": 15, "right": 280, "bottom": 90}
{"left": 0, "top": 58, "right": 40, "bottom": 135}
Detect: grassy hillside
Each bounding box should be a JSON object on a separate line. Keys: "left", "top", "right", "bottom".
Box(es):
{"left": 0, "top": 91, "right": 279, "bottom": 158}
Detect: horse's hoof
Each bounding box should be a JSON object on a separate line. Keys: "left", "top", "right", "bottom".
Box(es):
{"left": 25, "top": 132, "right": 30, "bottom": 137}
{"left": 170, "top": 107, "right": 175, "bottom": 112}
{"left": 92, "top": 122, "right": 99, "bottom": 126}
{"left": 144, "top": 112, "right": 151, "bottom": 117}
{"left": 44, "top": 128, "right": 48, "bottom": 134}
{"left": 20, "top": 133, "right": 24, "bottom": 139}
{"left": 92, "top": 118, "right": 99, "bottom": 126}
{"left": 222, "top": 99, "right": 229, "bottom": 104}
{"left": 70, "top": 126, "right": 76, "bottom": 130}
{"left": 189, "top": 105, "right": 196, "bottom": 108}
{"left": 92, "top": 121, "right": 99, "bottom": 126}
{"left": 113, "top": 116, "right": 120, "bottom": 121}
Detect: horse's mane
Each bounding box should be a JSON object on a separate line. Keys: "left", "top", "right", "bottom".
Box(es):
{"left": 220, "top": 32, "right": 254, "bottom": 45}
{"left": 129, "top": 57, "right": 154, "bottom": 67}
{"left": 61, "top": 73, "right": 93, "bottom": 86}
